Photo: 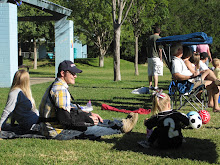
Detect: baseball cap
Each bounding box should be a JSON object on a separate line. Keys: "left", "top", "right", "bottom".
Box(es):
{"left": 58, "top": 60, "right": 82, "bottom": 74}
{"left": 200, "top": 52, "right": 209, "bottom": 60}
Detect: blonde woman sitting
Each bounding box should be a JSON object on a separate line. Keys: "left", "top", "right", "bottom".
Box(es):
{"left": 0, "top": 70, "right": 39, "bottom": 134}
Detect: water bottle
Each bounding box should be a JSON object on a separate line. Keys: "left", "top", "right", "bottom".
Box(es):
{"left": 87, "top": 100, "right": 92, "bottom": 107}
{"left": 82, "top": 100, "right": 93, "bottom": 112}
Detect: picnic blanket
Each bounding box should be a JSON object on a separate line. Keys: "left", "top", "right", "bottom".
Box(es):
{"left": 0, "top": 130, "right": 46, "bottom": 139}
{"left": 101, "top": 104, "right": 151, "bottom": 114}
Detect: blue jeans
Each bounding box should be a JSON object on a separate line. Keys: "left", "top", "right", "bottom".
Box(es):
{"left": 84, "top": 119, "right": 123, "bottom": 139}
{"left": 54, "top": 119, "right": 123, "bottom": 140}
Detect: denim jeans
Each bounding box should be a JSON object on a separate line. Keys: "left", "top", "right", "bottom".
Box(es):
{"left": 84, "top": 119, "right": 123, "bottom": 139}
{"left": 54, "top": 119, "right": 123, "bottom": 140}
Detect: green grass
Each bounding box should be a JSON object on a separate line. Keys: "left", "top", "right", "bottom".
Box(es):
{"left": 0, "top": 58, "right": 219, "bottom": 165}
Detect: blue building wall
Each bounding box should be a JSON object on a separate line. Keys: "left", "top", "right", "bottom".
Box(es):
{"left": 0, "top": 3, "right": 18, "bottom": 87}
{"left": 82, "top": 45, "right": 87, "bottom": 58}
{"left": 38, "top": 45, "right": 47, "bottom": 59}
{"left": 74, "top": 41, "right": 82, "bottom": 59}
{"left": 55, "top": 18, "right": 74, "bottom": 75}
{"left": 74, "top": 40, "right": 87, "bottom": 59}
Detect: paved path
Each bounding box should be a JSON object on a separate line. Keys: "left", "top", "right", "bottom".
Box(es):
{"left": 30, "top": 77, "right": 55, "bottom": 85}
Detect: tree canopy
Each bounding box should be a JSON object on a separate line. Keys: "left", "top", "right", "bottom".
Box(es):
{"left": 17, "top": 0, "right": 220, "bottom": 72}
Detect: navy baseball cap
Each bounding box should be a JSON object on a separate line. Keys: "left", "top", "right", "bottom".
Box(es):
{"left": 58, "top": 60, "right": 82, "bottom": 74}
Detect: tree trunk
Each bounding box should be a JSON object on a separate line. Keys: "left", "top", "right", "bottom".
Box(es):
{"left": 33, "top": 40, "right": 37, "bottom": 69}
{"left": 99, "top": 55, "right": 104, "bottom": 67}
{"left": 134, "top": 36, "right": 139, "bottom": 75}
{"left": 99, "top": 47, "right": 105, "bottom": 67}
{"left": 114, "top": 26, "right": 121, "bottom": 81}
{"left": 18, "top": 42, "right": 22, "bottom": 57}
{"left": 28, "top": 40, "right": 32, "bottom": 59}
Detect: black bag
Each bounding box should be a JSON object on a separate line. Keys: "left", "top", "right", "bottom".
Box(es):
{"left": 56, "top": 108, "right": 94, "bottom": 131}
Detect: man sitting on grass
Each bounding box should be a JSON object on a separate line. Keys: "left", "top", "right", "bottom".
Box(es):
{"left": 38, "top": 60, "right": 138, "bottom": 140}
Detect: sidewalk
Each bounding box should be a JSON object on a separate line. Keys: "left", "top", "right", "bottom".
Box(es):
{"left": 30, "top": 77, "right": 54, "bottom": 85}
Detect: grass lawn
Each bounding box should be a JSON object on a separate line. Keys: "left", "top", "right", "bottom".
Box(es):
{"left": 0, "top": 58, "right": 219, "bottom": 165}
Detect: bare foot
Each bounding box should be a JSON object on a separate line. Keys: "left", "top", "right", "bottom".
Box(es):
{"left": 213, "top": 106, "right": 220, "bottom": 112}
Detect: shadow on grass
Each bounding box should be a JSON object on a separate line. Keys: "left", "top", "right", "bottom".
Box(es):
{"left": 37, "top": 62, "right": 55, "bottom": 67}
{"left": 75, "top": 58, "right": 99, "bottom": 67}
{"left": 73, "top": 85, "right": 139, "bottom": 90}
{"left": 29, "top": 71, "right": 54, "bottom": 76}
{"left": 98, "top": 132, "right": 218, "bottom": 164}
{"left": 75, "top": 97, "right": 152, "bottom": 111}
{"left": 205, "top": 126, "right": 220, "bottom": 130}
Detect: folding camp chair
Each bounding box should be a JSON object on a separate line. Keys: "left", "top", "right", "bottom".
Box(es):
{"left": 156, "top": 32, "right": 212, "bottom": 111}
{"left": 169, "top": 79, "right": 208, "bottom": 111}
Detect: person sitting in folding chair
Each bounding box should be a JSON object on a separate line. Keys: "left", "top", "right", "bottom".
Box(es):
{"left": 182, "top": 46, "right": 219, "bottom": 85}
{"left": 171, "top": 43, "right": 220, "bottom": 113}
{"left": 182, "top": 47, "right": 220, "bottom": 108}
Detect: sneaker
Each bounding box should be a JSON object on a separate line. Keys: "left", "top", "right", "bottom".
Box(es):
{"left": 149, "top": 86, "right": 154, "bottom": 90}
{"left": 215, "top": 79, "right": 220, "bottom": 86}
{"left": 154, "top": 87, "right": 159, "bottom": 90}
{"left": 121, "top": 112, "right": 138, "bottom": 133}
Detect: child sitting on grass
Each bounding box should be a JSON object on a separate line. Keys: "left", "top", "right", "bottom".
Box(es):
{"left": 139, "top": 90, "right": 189, "bottom": 149}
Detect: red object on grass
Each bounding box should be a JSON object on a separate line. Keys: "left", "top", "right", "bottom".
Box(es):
{"left": 198, "top": 110, "right": 211, "bottom": 124}
{"left": 101, "top": 104, "right": 151, "bottom": 114}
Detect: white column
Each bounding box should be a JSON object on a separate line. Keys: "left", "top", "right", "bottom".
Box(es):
{"left": 0, "top": 3, "right": 17, "bottom": 87}
{"left": 55, "top": 18, "right": 74, "bottom": 76}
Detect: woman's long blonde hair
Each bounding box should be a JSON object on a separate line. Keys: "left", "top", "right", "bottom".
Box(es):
{"left": 152, "top": 92, "right": 170, "bottom": 115}
{"left": 10, "top": 70, "right": 36, "bottom": 109}
{"left": 193, "top": 53, "right": 200, "bottom": 70}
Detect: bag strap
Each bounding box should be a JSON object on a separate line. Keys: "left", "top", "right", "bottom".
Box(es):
{"left": 66, "top": 88, "right": 82, "bottom": 110}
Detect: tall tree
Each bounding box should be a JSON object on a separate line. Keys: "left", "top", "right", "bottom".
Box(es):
{"left": 163, "top": 0, "right": 220, "bottom": 56}
{"left": 62, "top": 0, "right": 113, "bottom": 67}
{"left": 111, "top": 0, "right": 134, "bottom": 81}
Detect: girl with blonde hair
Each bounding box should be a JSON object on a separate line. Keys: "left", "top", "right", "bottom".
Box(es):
{"left": 0, "top": 70, "right": 39, "bottom": 133}
{"left": 143, "top": 90, "right": 189, "bottom": 149}
{"left": 212, "top": 58, "right": 220, "bottom": 80}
